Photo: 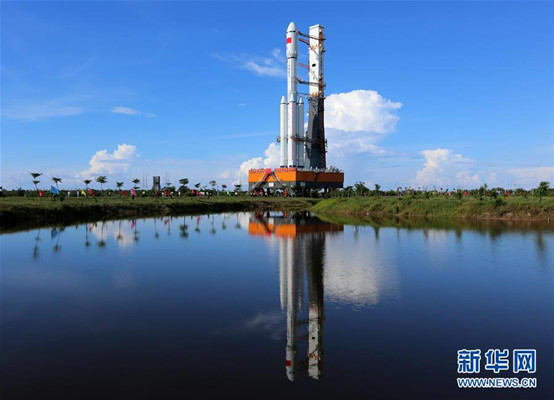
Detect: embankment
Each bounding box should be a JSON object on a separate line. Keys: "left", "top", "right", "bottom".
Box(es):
{"left": 311, "top": 196, "right": 554, "bottom": 222}
{"left": 0, "top": 197, "right": 318, "bottom": 233}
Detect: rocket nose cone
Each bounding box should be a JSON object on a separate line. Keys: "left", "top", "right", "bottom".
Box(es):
{"left": 281, "top": 96, "right": 287, "bottom": 103}
{"left": 287, "top": 22, "right": 297, "bottom": 33}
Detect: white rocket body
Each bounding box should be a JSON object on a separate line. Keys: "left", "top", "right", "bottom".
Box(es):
{"left": 280, "top": 96, "right": 288, "bottom": 167}
{"left": 297, "top": 97, "right": 304, "bottom": 167}
{"left": 280, "top": 22, "right": 304, "bottom": 169}
{"left": 287, "top": 93, "right": 296, "bottom": 167}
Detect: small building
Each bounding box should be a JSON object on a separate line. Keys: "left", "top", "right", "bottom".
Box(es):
{"left": 152, "top": 176, "right": 161, "bottom": 192}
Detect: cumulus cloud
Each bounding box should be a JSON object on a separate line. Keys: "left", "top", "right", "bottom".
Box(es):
{"left": 327, "top": 129, "right": 388, "bottom": 157}
{"left": 80, "top": 143, "right": 138, "bottom": 177}
{"left": 324, "top": 234, "right": 400, "bottom": 308}
{"left": 326, "top": 90, "right": 402, "bottom": 133}
{"left": 325, "top": 90, "right": 402, "bottom": 156}
{"left": 412, "top": 148, "right": 479, "bottom": 189}
{"left": 212, "top": 49, "right": 286, "bottom": 78}
{"left": 111, "top": 106, "right": 155, "bottom": 117}
{"left": 234, "top": 142, "right": 280, "bottom": 184}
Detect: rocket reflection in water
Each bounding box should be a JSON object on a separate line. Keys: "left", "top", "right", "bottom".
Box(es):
{"left": 249, "top": 211, "right": 343, "bottom": 381}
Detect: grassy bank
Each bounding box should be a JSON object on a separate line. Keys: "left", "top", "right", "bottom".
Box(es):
{"left": 2, "top": 194, "right": 552, "bottom": 233}
{"left": 311, "top": 196, "right": 554, "bottom": 222}
{"left": 0, "top": 196, "right": 319, "bottom": 233}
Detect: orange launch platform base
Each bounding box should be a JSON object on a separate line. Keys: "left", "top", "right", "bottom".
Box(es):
{"left": 248, "top": 168, "right": 344, "bottom": 193}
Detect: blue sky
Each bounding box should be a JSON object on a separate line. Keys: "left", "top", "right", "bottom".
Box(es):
{"left": 1, "top": 0, "right": 552, "bottom": 190}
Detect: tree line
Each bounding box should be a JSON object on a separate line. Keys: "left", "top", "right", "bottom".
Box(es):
{"left": 1, "top": 173, "right": 551, "bottom": 202}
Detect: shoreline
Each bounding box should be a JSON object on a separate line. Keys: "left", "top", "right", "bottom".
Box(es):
{"left": 311, "top": 196, "right": 553, "bottom": 222}
{"left": 0, "top": 195, "right": 552, "bottom": 233}
{"left": 0, "top": 197, "right": 318, "bottom": 233}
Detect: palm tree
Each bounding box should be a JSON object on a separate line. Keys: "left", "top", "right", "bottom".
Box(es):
{"left": 96, "top": 176, "right": 107, "bottom": 192}
{"left": 209, "top": 180, "right": 217, "bottom": 195}
{"left": 52, "top": 177, "right": 62, "bottom": 190}
{"left": 132, "top": 178, "right": 140, "bottom": 190}
{"left": 83, "top": 179, "right": 91, "bottom": 190}
{"left": 116, "top": 181, "right": 124, "bottom": 197}
{"left": 31, "top": 172, "right": 42, "bottom": 191}
{"left": 178, "top": 178, "right": 189, "bottom": 192}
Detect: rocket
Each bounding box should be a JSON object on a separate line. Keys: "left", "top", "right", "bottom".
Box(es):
{"left": 280, "top": 22, "right": 304, "bottom": 168}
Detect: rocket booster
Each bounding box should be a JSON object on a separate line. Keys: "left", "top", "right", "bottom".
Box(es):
{"left": 297, "top": 97, "right": 304, "bottom": 167}
{"left": 280, "top": 96, "right": 287, "bottom": 167}
{"left": 280, "top": 22, "right": 304, "bottom": 168}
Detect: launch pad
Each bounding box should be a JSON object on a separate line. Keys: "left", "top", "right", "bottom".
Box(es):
{"left": 248, "top": 167, "right": 343, "bottom": 194}
{"left": 248, "top": 22, "right": 344, "bottom": 195}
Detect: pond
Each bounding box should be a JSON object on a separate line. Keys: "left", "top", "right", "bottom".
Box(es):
{"left": 1, "top": 212, "right": 552, "bottom": 399}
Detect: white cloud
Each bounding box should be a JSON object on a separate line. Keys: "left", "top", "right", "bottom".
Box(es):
{"left": 327, "top": 128, "right": 388, "bottom": 157}
{"left": 80, "top": 144, "right": 138, "bottom": 178}
{"left": 325, "top": 90, "right": 402, "bottom": 157}
{"left": 2, "top": 102, "right": 83, "bottom": 120}
{"left": 507, "top": 166, "right": 554, "bottom": 187}
{"left": 218, "top": 170, "right": 231, "bottom": 179}
{"left": 235, "top": 142, "right": 280, "bottom": 184}
{"left": 412, "top": 148, "right": 478, "bottom": 189}
{"left": 212, "top": 49, "right": 286, "bottom": 78}
{"left": 111, "top": 106, "right": 155, "bottom": 117}
{"left": 111, "top": 106, "right": 139, "bottom": 115}
{"left": 325, "top": 90, "right": 402, "bottom": 133}
{"left": 324, "top": 233, "right": 400, "bottom": 308}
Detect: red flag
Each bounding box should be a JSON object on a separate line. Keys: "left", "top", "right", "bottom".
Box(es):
{"left": 164, "top": 189, "right": 170, "bottom": 196}
{"left": 122, "top": 190, "right": 128, "bottom": 196}
{"left": 88, "top": 189, "right": 95, "bottom": 197}
{"left": 39, "top": 190, "right": 43, "bottom": 197}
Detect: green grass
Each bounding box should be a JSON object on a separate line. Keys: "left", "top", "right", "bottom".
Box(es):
{"left": 0, "top": 196, "right": 320, "bottom": 232}
{"left": 1, "top": 194, "right": 552, "bottom": 232}
{"left": 311, "top": 195, "right": 554, "bottom": 221}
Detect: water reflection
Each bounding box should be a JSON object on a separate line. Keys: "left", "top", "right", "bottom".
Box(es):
{"left": 250, "top": 211, "right": 343, "bottom": 381}
{"left": 51, "top": 227, "right": 64, "bottom": 252}
{"left": 33, "top": 228, "right": 41, "bottom": 259}
{"left": 4, "top": 212, "right": 552, "bottom": 397}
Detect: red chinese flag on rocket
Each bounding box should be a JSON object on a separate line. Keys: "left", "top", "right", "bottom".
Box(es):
{"left": 286, "top": 37, "right": 291, "bottom": 44}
